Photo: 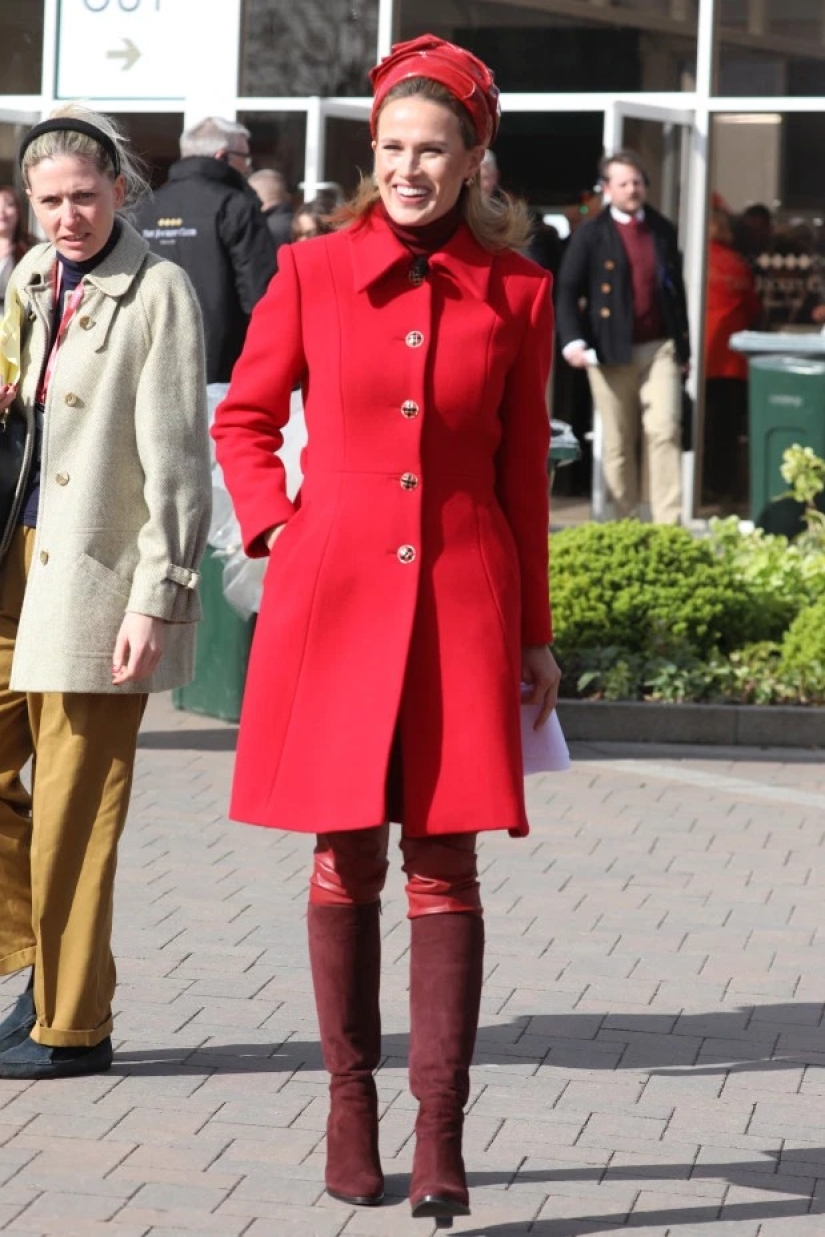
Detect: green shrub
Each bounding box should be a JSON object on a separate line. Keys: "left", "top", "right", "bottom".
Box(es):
{"left": 550, "top": 522, "right": 772, "bottom": 658}
{"left": 780, "top": 600, "right": 825, "bottom": 701}
{"left": 706, "top": 517, "right": 825, "bottom": 634}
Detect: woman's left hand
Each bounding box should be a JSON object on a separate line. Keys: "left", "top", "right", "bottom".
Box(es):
{"left": 112, "top": 613, "right": 166, "bottom": 685}
{"left": 521, "top": 645, "right": 562, "bottom": 729}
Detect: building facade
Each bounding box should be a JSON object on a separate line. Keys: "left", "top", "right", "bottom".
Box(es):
{"left": 3, "top": 0, "right": 825, "bottom": 516}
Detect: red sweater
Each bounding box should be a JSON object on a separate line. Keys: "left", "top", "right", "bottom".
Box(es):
{"left": 615, "top": 216, "right": 666, "bottom": 344}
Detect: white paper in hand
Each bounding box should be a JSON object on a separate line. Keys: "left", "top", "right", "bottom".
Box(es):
{"left": 520, "top": 685, "right": 571, "bottom": 774}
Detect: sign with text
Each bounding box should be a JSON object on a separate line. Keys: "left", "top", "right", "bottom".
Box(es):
{"left": 56, "top": 0, "right": 190, "bottom": 100}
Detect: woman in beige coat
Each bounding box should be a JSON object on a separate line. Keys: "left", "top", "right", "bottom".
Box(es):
{"left": 0, "top": 105, "right": 211, "bottom": 1078}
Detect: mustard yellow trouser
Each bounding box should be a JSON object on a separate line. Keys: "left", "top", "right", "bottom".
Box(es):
{"left": 0, "top": 527, "right": 146, "bottom": 1047}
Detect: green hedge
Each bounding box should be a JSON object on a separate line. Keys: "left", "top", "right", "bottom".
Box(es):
{"left": 549, "top": 522, "right": 778, "bottom": 659}
{"left": 549, "top": 519, "right": 825, "bottom": 705}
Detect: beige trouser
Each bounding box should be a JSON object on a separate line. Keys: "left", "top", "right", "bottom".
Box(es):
{"left": 587, "top": 338, "right": 683, "bottom": 524}
{"left": 0, "top": 527, "right": 146, "bottom": 1047}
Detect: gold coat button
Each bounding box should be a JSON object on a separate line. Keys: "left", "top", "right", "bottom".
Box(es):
{"left": 601, "top": 283, "right": 611, "bottom": 293}
{"left": 405, "top": 331, "right": 424, "bottom": 348}
{"left": 401, "top": 400, "right": 420, "bottom": 418}
{"left": 605, "top": 259, "right": 616, "bottom": 270}
{"left": 78, "top": 316, "right": 94, "bottom": 330}
{"left": 64, "top": 392, "right": 78, "bottom": 406}
{"left": 600, "top": 307, "right": 611, "bottom": 318}
{"left": 397, "top": 545, "right": 416, "bottom": 564}
{"left": 55, "top": 472, "right": 69, "bottom": 486}
{"left": 39, "top": 551, "right": 49, "bottom": 565}
{"left": 400, "top": 472, "right": 419, "bottom": 491}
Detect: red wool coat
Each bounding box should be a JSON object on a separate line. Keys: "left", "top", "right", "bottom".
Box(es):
{"left": 212, "top": 209, "right": 553, "bottom": 837}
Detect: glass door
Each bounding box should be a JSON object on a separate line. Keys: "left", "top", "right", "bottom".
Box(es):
{"left": 587, "top": 99, "right": 698, "bottom": 522}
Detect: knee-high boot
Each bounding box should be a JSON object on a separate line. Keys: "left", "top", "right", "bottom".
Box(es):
{"left": 408, "top": 912, "right": 484, "bottom": 1227}
{"left": 307, "top": 902, "right": 384, "bottom": 1206}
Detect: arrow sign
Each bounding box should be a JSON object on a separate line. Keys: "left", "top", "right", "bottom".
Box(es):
{"left": 57, "top": 0, "right": 186, "bottom": 101}
{"left": 106, "top": 38, "right": 140, "bottom": 71}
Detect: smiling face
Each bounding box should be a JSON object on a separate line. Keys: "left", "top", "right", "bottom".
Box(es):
{"left": 373, "top": 95, "right": 485, "bottom": 228}
{"left": 26, "top": 155, "right": 125, "bottom": 262}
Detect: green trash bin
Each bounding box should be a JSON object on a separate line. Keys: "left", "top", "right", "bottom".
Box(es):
{"left": 171, "top": 545, "right": 255, "bottom": 723}
{"left": 746, "top": 355, "right": 825, "bottom": 526}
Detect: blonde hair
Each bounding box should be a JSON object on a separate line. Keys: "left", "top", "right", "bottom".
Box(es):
{"left": 20, "top": 103, "right": 150, "bottom": 209}
{"left": 334, "top": 78, "right": 532, "bottom": 254}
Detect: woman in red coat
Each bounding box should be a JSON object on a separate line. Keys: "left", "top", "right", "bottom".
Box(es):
{"left": 212, "top": 34, "right": 560, "bottom": 1226}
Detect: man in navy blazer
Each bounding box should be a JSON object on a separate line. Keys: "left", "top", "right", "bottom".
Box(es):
{"left": 556, "top": 151, "right": 690, "bottom": 524}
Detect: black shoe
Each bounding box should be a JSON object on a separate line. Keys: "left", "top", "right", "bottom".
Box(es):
{"left": 0, "top": 1035, "right": 113, "bottom": 1080}
{"left": 0, "top": 986, "right": 35, "bottom": 1053}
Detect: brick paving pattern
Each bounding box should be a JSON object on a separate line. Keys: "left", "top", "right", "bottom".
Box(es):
{"left": 0, "top": 692, "right": 823, "bottom": 1236}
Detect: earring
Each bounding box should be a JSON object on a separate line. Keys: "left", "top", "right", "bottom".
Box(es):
{"left": 465, "top": 175, "right": 475, "bottom": 187}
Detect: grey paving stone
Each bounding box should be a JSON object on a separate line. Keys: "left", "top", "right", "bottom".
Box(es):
{"left": 4, "top": 695, "right": 825, "bottom": 1234}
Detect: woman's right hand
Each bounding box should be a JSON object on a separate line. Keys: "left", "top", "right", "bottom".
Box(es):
{"left": 0, "top": 384, "right": 17, "bottom": 413}
{"left": 265, "top": 523, "right": 286, "bottom": 551}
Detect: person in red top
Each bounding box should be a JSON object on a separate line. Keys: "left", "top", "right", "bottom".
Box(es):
{"left": 704, "top": 201, "right": 763, "bottom": 504}
{"left": 212, "top": 34, "right": 560, "bottom": 1226}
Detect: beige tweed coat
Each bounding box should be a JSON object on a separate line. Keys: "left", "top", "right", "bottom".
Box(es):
{"left": 4, "top": 219, "right": 211, "bottom": 694}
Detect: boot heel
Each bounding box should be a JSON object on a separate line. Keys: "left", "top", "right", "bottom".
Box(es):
{"left": 410, "top": 1193, "right": 471, "bottom": 1222}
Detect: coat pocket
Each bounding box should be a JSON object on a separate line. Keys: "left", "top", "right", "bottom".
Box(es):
{"left": 75, "top": 551, "right": 132, "bottom": 601}
{"left": 64, "top": 553, "right": 132, "bottom": 658}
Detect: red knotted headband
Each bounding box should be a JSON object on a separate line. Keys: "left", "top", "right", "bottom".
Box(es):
{"left": 369, "top": 35, "right": 501, "bottom": 147}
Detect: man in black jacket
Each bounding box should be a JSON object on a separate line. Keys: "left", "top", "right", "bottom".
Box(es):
{"left": 134, "top": 117, "right": 276, "bottom": 384}
{"left": 556, "top": 152, "right": 690, "bottom": 524}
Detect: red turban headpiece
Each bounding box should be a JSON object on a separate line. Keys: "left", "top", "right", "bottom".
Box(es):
{"left": 369, "top": 35, "right": 501, "bottom": 147}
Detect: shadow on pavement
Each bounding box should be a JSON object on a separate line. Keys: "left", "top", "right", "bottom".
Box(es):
{"left": 457, "top": 1193, "right": 820, "bottom": 1236}
{"left": 138, "top": 727, "right": 238, "bottom": 752}
{"left": 567, "top": 741, "right": 825, "bottom": 765}
{"left": 106, "top": 1001, "right": 825, "bottom": 1077}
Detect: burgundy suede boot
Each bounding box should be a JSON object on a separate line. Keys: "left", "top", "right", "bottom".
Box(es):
{"left": 408, "top": 912, "right": 484, "bottom": 1227}
{"left": 307, "top": 903, "right": 384, "bottom": 1206}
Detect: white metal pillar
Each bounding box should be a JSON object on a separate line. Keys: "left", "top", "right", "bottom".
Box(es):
{"left": 303, "top": 96, "right": 326, "bottom": 204}
{"left": 683, "top": 0, "right": 717, "bottom": 522}
{"left": 588, "top": 104, "right": 626, "bottom": 521}
{"left": 185, "top": 0, "right": 243, "bottom": 128}
{"left": 377, "top": 0, "right": 395, "bottom": 59}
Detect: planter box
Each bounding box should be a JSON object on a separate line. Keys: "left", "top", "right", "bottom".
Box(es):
{"left": 557, "top": 699, "right": 824, "bottom": 748}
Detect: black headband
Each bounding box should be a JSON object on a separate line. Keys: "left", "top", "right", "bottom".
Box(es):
{"left": 19, "top": 118, "right": 121, "bottom": 177}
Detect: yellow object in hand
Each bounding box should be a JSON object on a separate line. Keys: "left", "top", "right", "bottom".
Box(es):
{"left": 0, "top": 296, "right": 22, "bottom": 387}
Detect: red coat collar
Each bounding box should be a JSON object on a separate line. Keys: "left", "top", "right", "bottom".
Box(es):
{"left": 348, "top": 208, "right": 492, "bottom": 301}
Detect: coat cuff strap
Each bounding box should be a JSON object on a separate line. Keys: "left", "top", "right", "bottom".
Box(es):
{"left": 165, "top": 563, "right": 200, "bottom": 590}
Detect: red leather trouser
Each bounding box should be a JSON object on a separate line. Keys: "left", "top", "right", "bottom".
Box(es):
{"left": 309, "top": 824, "right": 482, "bottom": 918}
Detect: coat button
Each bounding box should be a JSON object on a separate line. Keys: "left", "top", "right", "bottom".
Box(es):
{"left": 600, "top": 307, "right": 611, "bottom": 318}
{"left": 78, "top": 316, "right": 94, "bottom": 330}
{"left": 605, "top": 259, "right": 616, "bottom": 270}
{"left": 405, "top": 331, "right": 424, "bottom": 348}
{"left": 401, "top": 400, "right": 419, "bottom": 418}
{"left": 55, "top": 472, "right": 69, "bottom": 486}
{"left": 397, "top": 544, "right": 416, "bottom": 564}
{"left": 400, "top": 472, "right": 419, "bottom": 491}
{"left": 39, "top": 550, "right": 49, "bottom": 565}
{"left": 64, "top": 392, "right": 78, "bottom": 406}
{"left": 601, "top": 283, "right": 611, "bottom": 293}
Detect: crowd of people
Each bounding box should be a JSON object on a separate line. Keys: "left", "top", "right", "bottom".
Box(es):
{"left": 2, "top": 115, "right": 788, "bottom": 529}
